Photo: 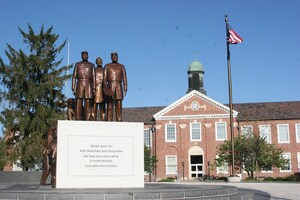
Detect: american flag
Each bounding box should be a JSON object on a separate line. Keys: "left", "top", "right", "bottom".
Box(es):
{"left": 227, "top": 24, "right": 243, "bottom": 44}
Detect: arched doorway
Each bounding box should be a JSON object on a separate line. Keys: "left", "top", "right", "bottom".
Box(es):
{"left": 188, "top": 146, "right": 204, "bottom": 179}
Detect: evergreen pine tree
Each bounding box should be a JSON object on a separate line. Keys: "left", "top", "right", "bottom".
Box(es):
{"left": 0, "top": 24, "right": 71, "bottom": 170}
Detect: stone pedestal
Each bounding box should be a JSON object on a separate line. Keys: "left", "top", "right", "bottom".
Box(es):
{"left": 227, "top": 176, "right": 241, "bottom": 182}
{"left": 56, "top": 120, "right": 144, "bottom": 188}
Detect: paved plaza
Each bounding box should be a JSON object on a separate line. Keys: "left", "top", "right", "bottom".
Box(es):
{"left": 190, "top": 181, "right": 300, "bottom": 200}
{"left": 0, "top": 180, "right": 299, "bottom": 200}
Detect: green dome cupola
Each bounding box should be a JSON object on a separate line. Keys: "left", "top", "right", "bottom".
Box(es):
{"left": 188, "top": 60, "right": 203, "bottom": 72}
{"left": 187, "top": 60, "right": 206, "bottom": 95}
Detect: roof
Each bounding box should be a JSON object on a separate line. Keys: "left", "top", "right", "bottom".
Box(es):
{"left": 233, "top": 101, "right": 300, "bottom": 121}
{"left": 123, "top": 106, "right": 165, "bottom": 124}
{"left": 123, "top": 101, "right": 300, "bottom": 124}
{"left": 153, "top": 90, "right": 238, "bottom": 120}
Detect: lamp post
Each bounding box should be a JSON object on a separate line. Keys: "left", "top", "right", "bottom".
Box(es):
{"left": 182, "top": 161, "right": 185, "bottom": 180}
{"left": 148, "top": 127, "right": 152, "bottom": 182}
{"left": 149, "top": 124, "right": 156, "bottom": 181}
{"left": 208, "top": 161, "right": 210, "bottom": 179}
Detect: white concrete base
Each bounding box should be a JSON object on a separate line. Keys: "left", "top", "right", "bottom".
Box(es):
{"left": 56, "top": 120, "right": 144, "bottom": 188}
{"left": 227, "top": 176, "right": 241, "bottom": 182}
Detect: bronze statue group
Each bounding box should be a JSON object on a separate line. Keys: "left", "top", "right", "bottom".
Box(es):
{"left": 40, "top": 51, "right": 127, "bottom": 187}
{"left": 72, "top": 51, "right": 127, "bottom": 122}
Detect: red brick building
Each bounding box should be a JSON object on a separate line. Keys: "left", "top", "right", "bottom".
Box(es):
{"left": 123, "top": 60, "right": 300, "bottom": 181}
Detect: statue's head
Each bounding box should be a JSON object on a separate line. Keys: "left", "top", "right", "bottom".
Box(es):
{"left": 111, "top": 52, "right": 118, "bottom": 62}
{"left": 95, "top": 57, "right": 103, "bottom": 66}
{"left": 81, "top": 51, "right": 88, "bottom": 61}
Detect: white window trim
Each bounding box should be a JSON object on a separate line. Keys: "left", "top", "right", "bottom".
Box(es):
{"left": 277, "top": 124, "right": 290, "bottom": 144}
{"left": 296, "top": 124, "right": 300, "bottom": 143}
{"left": 241, "top": 125, "right": 253, "bottom": 136}
{"left": 259, "top": 125, "right": 272, "bottom": 144}
{"left": 190, "top": 122, "right": 201, "bottom": 142}
{"left": 280, "top": 152, "right": 292, "bottom": 172}
{"left": 144, "top": 129, "right": 152, "bottom": 147}
{"left": 166, "top": 155, "right": 177, "bottom": 175}
{"left": 215, "top": 122, "right": 227, "bottom": 141}
{"left": 165, "top": 123, "right": 176, "bottom": 142}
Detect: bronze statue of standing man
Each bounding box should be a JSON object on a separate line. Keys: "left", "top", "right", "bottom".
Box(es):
{"left": 72, "top": 51, "right": 95, "bottom": 120}
{"left": 93, "top": 57, "right": 105, "bottom": 121}
{"left": 104, "top": 52, "right": 127, "bottom": 121}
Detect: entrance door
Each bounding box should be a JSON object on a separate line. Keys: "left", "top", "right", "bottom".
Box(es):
{"left": 190, "top": 155, "right": 203, "bottom": 178}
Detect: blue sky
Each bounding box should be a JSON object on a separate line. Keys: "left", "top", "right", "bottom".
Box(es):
{"left": 1, "top": 0, "right": 300, "bottom": 110}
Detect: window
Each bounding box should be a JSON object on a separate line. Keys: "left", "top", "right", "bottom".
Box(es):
{"left": 165, "top": 123, "right": 176, "bottom": 142}
{"left": 259, "top": 125, "right": 271, "bottom": 144}
{"left": 144, "top": 129, "right": 151, "bottom": 147}
{"left": 261, "top": 166, "right": 273, "bottom": 173}
{"left": 216, "top": 155, "right": 228, "bottom": 174}
{"left": 296, "top": 124, "right": 300, "bottom": 143}
{"left": 277, "top": 124, "right": 290, "bottom": 143}
{"left": 190, "top": 122, "right": 201, "bottom": 141}
{"left": 216, "top": 122, "right": 227, "bottom": 141}
{"left": 166, "top": 155, "right": 177, "bottom": 174}
{"left": 281, "top": 153, "right": 291, "bottom": 172}
{"left": 241, "top": 125, "right": 253, "bottom": 137}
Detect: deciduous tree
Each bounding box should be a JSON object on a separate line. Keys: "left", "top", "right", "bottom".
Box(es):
{"left": 216, "top": 134, "right": 288, "bottom": 180}
{"left": 144, "top": 145, "right": 158, "bottom": 181}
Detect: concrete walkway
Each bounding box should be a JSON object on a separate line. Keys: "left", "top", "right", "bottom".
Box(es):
{"left": 0, "top": 181, "right": 299, "bottom": 200}
{"left": 181, "top": 182, "right": 300, "bottom": 200}
{"left": 0, "top": 182, "right": 248, "bottom": 200}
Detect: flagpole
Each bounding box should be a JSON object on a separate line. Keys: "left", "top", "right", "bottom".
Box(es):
{"left": 225, "top": 15, "right": 235, "bottom": 176}
{"left": 65, "top": 42, "right": 70, "bottom": 98}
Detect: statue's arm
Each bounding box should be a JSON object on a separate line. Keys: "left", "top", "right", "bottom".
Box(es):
{"left": 92, "top": 65, "right": 96, "bottom": 94}
{"left": 72, "top": 64, "right": 77, "bottom": 94}
{"left": 122, "top": 65, "right": 127, "bottom": 96}
{"left": 103, "top": 65, "right": 108, "bottom": 88}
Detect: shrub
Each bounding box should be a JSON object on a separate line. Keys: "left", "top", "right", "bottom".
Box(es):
{"left": 274, "top": 177, "right": 285, "bottom": 182}
{"left": 263, "top": 177, "right": 274, "bottom": 182}
{"left": 218, "top": 176, "right": 228, "bottom": 182}
{"left": 158, "top": 177, "right": 175, "bottom": 182}
{"left": 243, "top": 177, "right": 252, "bottom": 181}
{"left": 285, "top": 175, "right": 300, "bottom": 182}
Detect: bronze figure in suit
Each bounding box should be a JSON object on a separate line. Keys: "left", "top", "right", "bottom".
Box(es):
{"left": 104, "top": 52, "right": 127, "bottom": 121}
{"left": 40, "top": 123, "right": 57, "bottom": 188}
{"left": 93, "top": 57, "right": 105, "bottom": 121}
{"left": 72, "top": 51, "right": 95, "bottom": 120}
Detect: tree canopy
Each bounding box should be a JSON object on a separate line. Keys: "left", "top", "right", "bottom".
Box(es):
{"left": 0, "top": 24, "right": 71, "bottom": 170}
{"left": 216, "top": 134, "right": 288, "bottom": 180}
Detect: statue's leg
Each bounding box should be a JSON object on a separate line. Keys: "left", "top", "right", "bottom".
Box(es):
{"left": 51, "top": 166, "right": 56, "bottom": 188}
{"left": 40, "top": 149, "right": 50, "bottom": 185}
{"left": 50, "top": 157, "right": 56, "bottom": 188}
{"left": 85, "top": 99, "right": 92, "bottom": 120}
{"left": 100, "top": 102, "right": 105, "bottom": 121}
{"left": 75, "top": 98, "right": 83, "bottom": 120}
{"left": 107, "top": 98, "right": 114, "bottom": 121}
{"left": 93, "top": 103, "right": 98, "bottom": 121}
{"left": 49, "top": 141, "right": 57, "bottom": 188}
{"left": 115, "top": 100, "right": 122, "bottom": 122}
